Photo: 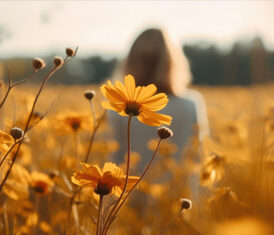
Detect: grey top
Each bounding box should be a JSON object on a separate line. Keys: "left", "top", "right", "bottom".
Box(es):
{"left": 108, "top": 88, "right": 209, "bottom": 171}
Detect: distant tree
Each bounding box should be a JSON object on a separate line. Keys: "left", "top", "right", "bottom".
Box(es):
{"left": 83, "top": 56, "right": 117, "bottom": 83}
{"left": 184, "top": 44, "right": 224, "bottom": 85}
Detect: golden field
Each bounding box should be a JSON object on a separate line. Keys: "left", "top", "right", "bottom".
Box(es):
{"left": 0, "top": 61, "right": 274, "bottom": 235}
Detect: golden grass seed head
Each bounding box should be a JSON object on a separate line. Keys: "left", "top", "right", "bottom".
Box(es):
{"left": 84, "top": 90, "right": 96, "bottom": 100}
{"left": 53, "top": 56, "right": 64, "bottom": 67}
{"left": 157, "top": 126, "right": 173, "bottom": 139}
{"left": 10, "top": 127, "right": 24, "bottom": 140}
{"left": 32, "top": 58, "right": 46, "bottom": 70}
{"left": 66, "top": 48, "right": 75, "bottom": 57}
{"left": 180, "top": 198, "right": 192, "bottom": 210}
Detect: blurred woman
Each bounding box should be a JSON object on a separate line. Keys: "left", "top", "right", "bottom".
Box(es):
{"left": 108, "top": 28, "right": 209, "bottom": 172}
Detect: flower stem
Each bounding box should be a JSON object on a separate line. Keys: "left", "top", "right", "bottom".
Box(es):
{"left": 101, "top": 115, "right": 132, "bottom": 234}
{"left": 0, "top": 141, "right": 18, "bottom": 168}
{"left": 96, "top": 194, "right": 104, "bottom": 235}
{"left": 0, "top": 69, "right": 37, "bottom": 109}
{"left": 84, "top": 110, "right": 106, "bottom": 163}
{"left": 0, "top": 49, "right": 77, "bottom": 193}
{"left": 103, "top": 138, "right": 162, "bottom": 235}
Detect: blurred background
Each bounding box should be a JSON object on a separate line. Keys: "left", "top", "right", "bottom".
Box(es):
{"left": 0, "top": 1, "right": 273, "bottom": 85}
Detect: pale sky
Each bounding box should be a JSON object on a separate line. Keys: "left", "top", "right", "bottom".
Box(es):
{"left": 0, "top": 1, "right": 274, "bottom": 58}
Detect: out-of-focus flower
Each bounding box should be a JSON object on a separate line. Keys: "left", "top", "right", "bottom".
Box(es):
{"left": 100, "top": 74, "right": 172, "bottom": 126}
{"left": 53, "top": 112, "right": 92, "bottom": 135}
{"left": 0, "top": 130, "right": 14, "bottom": 154}
{"left": 208, "top": 186, "right": 248, "bottom": 207}
{"left": 140, "top": 181, "right": 165, "bottom": 199}
{"left": 200, "top": 155, "right": 225, "bottom": 187}
{"left": 39, "top": 221, "right": 51, "bottom": 233}
{"left": 213, "top": 217, "right": 272, "bottom": 235}
{"left": 71, "top": 162, "right": 139, "bottom": 195}
{"left": 30, "top": 171, "right": 54, "bottom": 196}
{"left": 3, "top": 164, "right": 30, "bottom": 200}
{"left": 120, "top": 151, "right": 140, "bottom": 171}
{"left": 91, "top": 140, "right": 119, "bottom": 156}
{"left": 60, "top": 155, "right": 78, "bottom": 170}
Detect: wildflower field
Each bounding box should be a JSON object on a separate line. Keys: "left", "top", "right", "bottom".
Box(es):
{"left": 0, "top": 53, "right": 273, "bottom": 235}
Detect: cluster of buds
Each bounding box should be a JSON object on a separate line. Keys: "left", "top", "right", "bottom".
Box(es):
{"left": 33, "top": 48, "right": 76, "bottom": 71}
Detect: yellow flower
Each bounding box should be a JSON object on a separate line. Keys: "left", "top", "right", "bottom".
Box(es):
{"left": 53, "top": 111, "right": 92, "bottom": 135}
{"left": 0, "top": 130, "right": 14, "bottom": 154}
{"left": 30, "top": 171, "right": 54, "bottom": 196}
{"left": 3, "top": 164, "right": 31, "bottom": 200}
{"left": 71, "top": 162, "right": 139, "bottom": 195}
{"left": 100, "top": 74, "right": 172, "bottom": 126}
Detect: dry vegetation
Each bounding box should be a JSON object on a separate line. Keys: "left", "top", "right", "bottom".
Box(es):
{"left": 0, "top": 53, "right": 273, "bottom": 235}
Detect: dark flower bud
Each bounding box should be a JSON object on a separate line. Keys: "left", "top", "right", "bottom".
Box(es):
{"left": 157, "top": 126, "right": 173, "bottom": 139}
{"left": 10, "top": 127, "right": 24, "bottom": 140}
{"left": 32, "top": 58, "right": 46, "bottom": 70}
{"left": 53, "top": 56, "right": 63, "bottom": 67}
{"left": 84, "top": 90, "right": 96, "bottom": 100}
{"left": 66, "top": 48, "right": 75, "bottom": 57}
{"left": 180, "top": 198, "right": 192, "bottom": 210}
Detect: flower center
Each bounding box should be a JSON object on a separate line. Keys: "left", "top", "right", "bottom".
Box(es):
{"left": 70, "top": 121, "right": 81, "bottom": 131}
{"left": 125, "top": 101, "right": 141, "bottom": 116}
{"left": 33, "top": 181, "right": 49, "bottom": 194}
{"left": 94, "top": 182, "right": 112, "bottom": 195}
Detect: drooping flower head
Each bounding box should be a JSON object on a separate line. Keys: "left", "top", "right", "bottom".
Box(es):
{"left": 100, "top": 74, "right": 172, "bottom": 126}
{"left": 71, "top": 162, "right": 139, "bottom": 195}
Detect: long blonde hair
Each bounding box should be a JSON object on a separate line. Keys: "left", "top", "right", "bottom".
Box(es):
{"left": 122, "top": 28, "right": 192, "bottom": 96}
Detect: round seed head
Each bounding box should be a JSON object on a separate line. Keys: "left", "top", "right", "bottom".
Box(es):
{"left": 157, "top": 126, "right": 173, "bottom": 139}
{"left": 66, "top": 48, "right": 75, "bottom": 57}
{"left": 53, "top": 56, "right": 63, "bottom": 67}
{"left": 180, "top": 198, "right": 192, "bottom": 210}
{"left": 84, "top": 90, "right": 96, "bottom": 100}
{"left": 10, "top": 127, "right": 24, "bottom": 140}
{"left": 32, "top": 58, "right": 46, "bottom": 70}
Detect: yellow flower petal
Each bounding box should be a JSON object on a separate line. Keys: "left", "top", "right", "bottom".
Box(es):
{"left": 139, "top": 110, "right": 172, "bottom": 126}
{"left": 124, "top": 74, "right": 136, "bottom": 100}
{"left": 136, "top": 84, "right": 157, "bottom": 102}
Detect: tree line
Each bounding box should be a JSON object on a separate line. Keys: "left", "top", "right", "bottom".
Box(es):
{"left": 1, "top": 37, "right": 273, "bottom": 85}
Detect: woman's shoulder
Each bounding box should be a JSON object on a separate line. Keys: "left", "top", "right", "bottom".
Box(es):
{"left": 180, "top": 88, "right": 206, "bottom": 104}
{"left": 168, "top": 88, "right": 206, "bottom": 109}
